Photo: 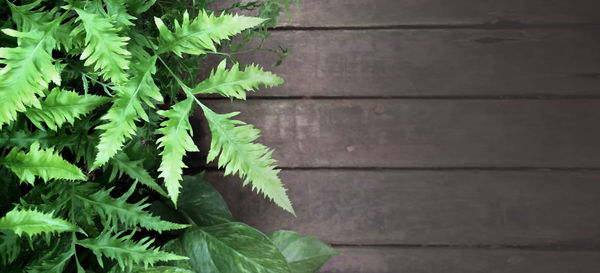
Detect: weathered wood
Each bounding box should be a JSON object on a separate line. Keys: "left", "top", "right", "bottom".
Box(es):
{"left": 320, "top": 247, "right": 600, "bottom": 273}
{"left": 191, "top": 99, "right": 600, "bottom": 168}
{"left": 208, "top": 0, "right": 600, "bottom": 27}
{"left": 197, "top": 29, "right": 600, "bottom": 97}
{"left": 204, "top": 170, "right": 600, "bottom": 245}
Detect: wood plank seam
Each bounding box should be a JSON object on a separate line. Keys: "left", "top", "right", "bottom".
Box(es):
{"left": 270, "top": 23, "right": 600, "bottom": 31}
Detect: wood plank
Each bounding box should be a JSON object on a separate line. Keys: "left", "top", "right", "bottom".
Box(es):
{"left": 319, "top": 247, "right": 600, "bottom": 273}
{"left": 208, "top": 0, "right": 600, "bottom": 27}
{"left": 191, "top": 99, "right": 600, "bottom": 168}
{"left": 198, "top": 29, "right": 600, "bottom": 97}
{"left": 204, "top": 170, "right": 600, "bottom": 245}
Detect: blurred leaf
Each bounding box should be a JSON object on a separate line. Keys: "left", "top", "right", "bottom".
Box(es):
{"left": 268, "top": 230, "right": 339, "bottom": 273}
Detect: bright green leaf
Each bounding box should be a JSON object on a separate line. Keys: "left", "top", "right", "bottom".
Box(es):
{"left": 25, "top": 88, "right": 110, "bottom": 131}
{"left": 200, "top": 104, "right": 294, "bottom": 215}
{"left": 2, "top": 142, "right": 86, "bottom": 185}
{"left": 157, "top": 98, "right": 198, "bottom": 205}
{"left": 0, "top": 208, "right": 80, "bottom": 237}
{"left": 192, "top": 59, "right": 284, "bottom": 100}
{"left": 155, "top": 10, "right": 264, "bottom": 56}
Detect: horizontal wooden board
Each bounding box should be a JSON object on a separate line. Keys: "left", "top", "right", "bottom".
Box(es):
{"left": 204, "top": 170, "right": 600, "bottom": 245}
{"left": 191, "top": 99, "right": 600, "bottom": 168}
{"left": 197, "top": 29, "right": 600, "bottom": 97}
{"left": 320, "top": 247, "right": 600, "bottom": 273}
{"left": 208, "top": 0, "right": 600, "bottom": 27}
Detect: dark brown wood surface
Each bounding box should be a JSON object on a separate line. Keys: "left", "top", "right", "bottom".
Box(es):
{"left": 204, "top": 170, "right": 600, "bottom": 245}
{"left": 193, "top": 99, "right": 600, "bottom": 168}
{"left": 209, "top": 0, "right": 600, "bottom": 27}
{"left": 320, "top": 247, "right": 600, "bottom": 273}
{"left": 208, "top": 29, "right": 600, "bottom": 97}
{"left": 191, "top": 0, "right": 600, "bottom": 271}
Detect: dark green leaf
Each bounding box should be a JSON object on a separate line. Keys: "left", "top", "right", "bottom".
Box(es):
{"left": 178, "top": 173, "right": 233, "bottom": 226}
{"left": 183, "top": 222, "right": 290, "bottom": 273}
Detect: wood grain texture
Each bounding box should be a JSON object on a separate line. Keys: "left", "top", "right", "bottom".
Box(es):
{"left": 198, "top": 29, "right": 600, "bottom": 97}
{"left": 204, "top": 170, "right": 600, "bottom": 245}
{"left": 319, "top": 247, "right": 600, "bottom": 273}
{"left": 208, "top": 0, "right": 600, "bottom": 27}
{"left": 192, "top": 99, "right": 600, "bottom": 168}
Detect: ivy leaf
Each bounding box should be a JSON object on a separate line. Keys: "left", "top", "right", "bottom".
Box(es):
{"left": 0, "top": 208, "right": 80, "bottom": 237}
{"left": 93, "top": 50, "right": 162, "bottom": 168}
{"left": 178, "top": 173, "right": 233, "bottom": 226}
{"left": 25, "top": 88, "right": 110, "bottom": 131}
{"left": 2, "top": 142, "right": 86, "bottom": 185}
{"left": 155, "top": 10, "right": 264, "bottom": 56}
{"left": 74, "top": 8, "right": 131, "bottom": 84}
{"left": 199, "top": 105, "right": 294, "bottom": 215}
{"left": 76, "top": 232, "right": 188, "bottom": 271}
{"left": 182, "top": 222, "right": 290, "bottom": 273}
{"left": 192, "top": 60, "right": 284, "bottom": 100}
{"left": 267, "top": 230, "right": 339, "bottom": 273}
{"left": 157, "top": 98, "right": 199, "bottom": 205}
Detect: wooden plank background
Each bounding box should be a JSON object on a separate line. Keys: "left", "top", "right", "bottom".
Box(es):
{"left": 190, "top": 1, "right": 600, "bottom": 272}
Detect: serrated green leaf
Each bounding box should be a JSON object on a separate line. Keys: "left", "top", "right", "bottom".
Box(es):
{"left": 199, "top": 105, "right": 294, "bottom": 215}
{"left": 157, "top": 98, "right": 198, "bottom": 205}
{"left": 26, "top": 234, "right": 75, "bottom": 273}
{"left": 74, "top": 185, "right": 189, "bottom": 233}
{"left": 0, "top": 208, "right": 80, "bottom": 237}
{"left": 192, "top": 59, "right": 284, "bottom": 100}
{"left": 268, "top": 230, "right": 339, "bottom": 273}
{"left": 0, "top": 18, "right": 60, "bottom": 127}
{"left": 155, "top": 10, "right": 264, "bottom": 56}
{"left": 76, "top": 232, "right": 188, "bottom": 271}
{"left": 25, "top": 88, "right": 110, "bottom": 131}
{"left": 183, "top": 222, "right": 290, "bottom": 273}
{"left": 93, "top": 50, "right": 162, "bottom": 168}
{"left": 0, "top": 231, "right": 21, "bottom": 265}
{"left": 111, "top": 152, "right": 168, "bottom": 197}
{"left": 74, "top": 8, "right": 130, "bottom": 83}
{"left": 2, "top": 142, "right": 86, "bottom": 185}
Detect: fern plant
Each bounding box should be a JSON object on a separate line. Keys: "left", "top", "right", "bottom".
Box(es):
{"left": 0, "top": 0, "right": 337, "bottom": 272}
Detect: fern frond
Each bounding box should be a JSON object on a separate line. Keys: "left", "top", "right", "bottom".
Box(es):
{"left": 7, "top": 0, "right": 55, "bottom": 32}
{"left": 104, "top": 0, "right": 137, "bottom": 29}
{"left": 0, "top": 231, "right": 21, "bottom": 265}
{"left": 0, "top": 208, "right": 80, "bottom": 237}
{"left": 26, "top": 235, "right": 75, "bottom": 273}
{"left": 111, "top": 152, "right": 168, "bottom": 197}
{"left": 157, "top": 98, "right": 199, "bottom": 204}
{"left": 75, "top": 185, "right": 189, "bottom": 233}
{"left": 0, "top": 28, "right": 60, "bottom": 127}
{"left": 199, "top": 105, "right": 294, "bottom": 214}
{"left": 25, "top": 88, "right": 110, "bottom": 131}
{"left": 192, "top": 60, "right": 284, "bottom": 99}
{"left": 155, "top": 10, "right": 264, "bottom": 56}
{"left": 2, "top": 142, "right": 86, "bottom": 185}
{"left": 0, "top": 128, "right": 77, "bottom": 150}
{"left": 125, "top": 0, "right": 156, "bottom": 15}
{"left": 74, "top": 8, "right": 131, "bottom": 83}
{"left": 93, "top": 51, "right": 163, "bottom": 168}
{"left": 76, "top": 232, "right": 188, "bottom": 270}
